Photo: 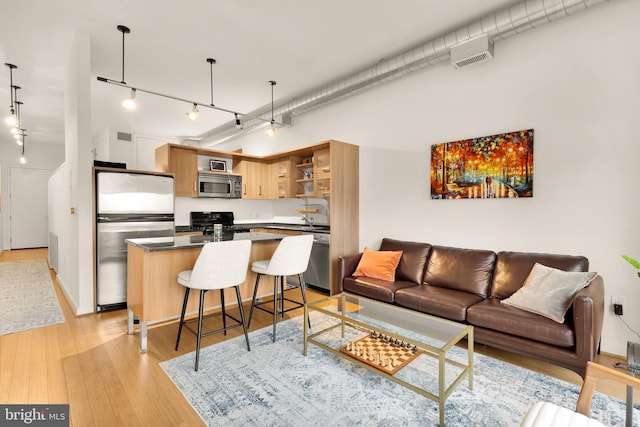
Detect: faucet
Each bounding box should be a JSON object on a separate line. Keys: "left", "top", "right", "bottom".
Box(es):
{"left": 301, "top": 214, "right": 314, "bottom": 226}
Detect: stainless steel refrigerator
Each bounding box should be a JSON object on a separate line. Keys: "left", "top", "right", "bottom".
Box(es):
{"left": 95, "top": 170, "right": 174, "bottom": 311}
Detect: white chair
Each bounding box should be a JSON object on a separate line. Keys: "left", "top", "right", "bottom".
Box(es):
{"left": 520, "top": 361, "right": 640, "bottom": 427}
{"left": 247, "top": 234, "right": 314, "bottom": 342}
{"left": 175, "top": 240, "right": 252, "bottom": 371}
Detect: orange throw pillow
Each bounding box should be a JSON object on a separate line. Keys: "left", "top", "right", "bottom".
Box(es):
{"left": 353, "top": 248, "right": 403, "bottom": 281}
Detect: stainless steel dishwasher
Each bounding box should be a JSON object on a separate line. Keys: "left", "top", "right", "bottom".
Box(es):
{"left": 288, "top": 231, "right": 330, "bottom": 291}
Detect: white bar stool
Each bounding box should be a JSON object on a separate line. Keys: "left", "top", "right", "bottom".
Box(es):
{"left": 175, "top": 239, "right": 252, "bottom": 371}
{"left": 247, "top": 234, "right": 314, "bottom": 342}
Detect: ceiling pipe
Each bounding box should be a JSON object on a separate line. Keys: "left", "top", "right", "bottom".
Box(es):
{"left": 196, "top": 0, "right": 611, "bottom": 147}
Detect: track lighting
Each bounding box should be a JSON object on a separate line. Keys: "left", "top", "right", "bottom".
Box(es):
{"left": 5, "top": 63, "right": 17, "bottom": 126}
{"left": 5, "top": 109, "right": 17, "bottom": 127}
{"left": 187, "top": 104, "right": 199, "bottom": 121}
{"left": 122, "top": 88, "right": 136, "bottom": 110}
{"left": 97, "top": 25, "right": 288, "bottom": 136}
{"left": 19, "top": 134, "right": 26, "bottom": 164}
{"left": 4, "top": 63, "right": 29, "bottom": 162}
{"left": 265, "top": 80, "right": 277, "bottom": 137}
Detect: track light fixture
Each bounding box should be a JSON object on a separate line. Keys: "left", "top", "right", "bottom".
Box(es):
{"left": 15, "top": 131, "right": 24, "bottom": 145}
{"left": 187, "top": 104, "right": 199, "bottom": 121}
{"left": 97, "top": 25, "right": 288, "bottom": 135}
{"left": 5, "top": 64, "right": 17, "bottom": 126}
{"left": 4, "top": 63, "right": 29, "bottom": 162}
{"left": 19, "top": 136, "right": 26, "bottom": 164}
{"left": 235, "top": 113, "right": 243, "bottom": 130}
{"left": 122, "top": 88, "right": 136, "bottom": 110}
{"left": 265, "top": 80, "right": 277, "bottom": 137}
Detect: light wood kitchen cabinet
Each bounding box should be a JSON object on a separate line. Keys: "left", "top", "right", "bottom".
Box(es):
{"left": 235, "top": 158, "right": 274, "bottom": 199}
{"left": 275, "top": 156, "right": 302, "bottom": 199}
{"left": 314, "top": 147, "right": 331, "bottom": 197}
{"left": 155, "top": 145, "right": 197, "bottom": 197}
{"left": 155, "top": 140, "right": 358, "bottom": 295}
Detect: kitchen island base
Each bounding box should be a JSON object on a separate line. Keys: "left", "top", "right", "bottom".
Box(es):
{"left": 126, "top": 233, "right": 287, "bottom": 352}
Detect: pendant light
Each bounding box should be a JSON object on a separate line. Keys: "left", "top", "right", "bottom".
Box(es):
{"left": 265, "top": 80, "right": 276, "bottom": 137}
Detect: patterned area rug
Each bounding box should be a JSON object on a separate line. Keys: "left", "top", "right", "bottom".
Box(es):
{"left": 0, "top": 259, "right": 65, "bottom": 336}
{"left": 161, "top": 315, "right": 637, "bottom": 426}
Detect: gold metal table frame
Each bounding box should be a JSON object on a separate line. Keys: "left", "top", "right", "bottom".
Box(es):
{"left": 304, "top": 293, "right": 473, "bottom": 427}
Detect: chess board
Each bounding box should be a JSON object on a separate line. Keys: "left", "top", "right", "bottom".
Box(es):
{"left": 339, "top": 333, "right": 424, "bottom": 375}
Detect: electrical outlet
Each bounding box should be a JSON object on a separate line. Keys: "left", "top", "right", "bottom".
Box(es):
{"left": 612, "top": 296, "right": 625, "bottom": 316}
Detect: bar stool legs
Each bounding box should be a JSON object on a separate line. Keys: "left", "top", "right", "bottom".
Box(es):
{"left": 175, "top": 285, "right": 251, "bottom": 371}
{"left": 248, "top": 272, "right": 312, "bottom": 343}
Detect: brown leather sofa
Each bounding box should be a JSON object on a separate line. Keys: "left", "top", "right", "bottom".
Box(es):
{"left": 337, "top": 238, "right": 604, "bottom": 378}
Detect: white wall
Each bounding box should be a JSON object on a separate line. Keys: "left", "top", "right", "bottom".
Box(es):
{"left": 0, "top": 141, "right": 64, "bottom": 251}
{"left": 54, "top": 33, "right": 93, "bottom": 315}
{"left": 214, "top": 0, "right": 640, "bottom": 356}
{"left": 92, "top": 127, "right": 173, "bottom": 171}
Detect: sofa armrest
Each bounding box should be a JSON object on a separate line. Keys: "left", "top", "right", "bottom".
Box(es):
{"left": 337, "top": 253, "right": 363, "bottom": 293}
{"left": 571, "top": 275, "right": 605, "bottom": 372}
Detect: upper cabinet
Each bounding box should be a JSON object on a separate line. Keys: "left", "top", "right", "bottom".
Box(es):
{"left": 155, "top": 145, "right": 198, "bottom": 197}
{"left": 235, "top": 158, "right": 274, "bottom": 199}
{"left": 274, "top": 156, "right": 301, "bottom": 199}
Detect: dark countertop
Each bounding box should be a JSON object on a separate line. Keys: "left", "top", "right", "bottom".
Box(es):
{"left": 175, "top": 223, "right": 330, "bottom": 234}
{"left": 126, "top": 232, "right": 290, "bottom": 252}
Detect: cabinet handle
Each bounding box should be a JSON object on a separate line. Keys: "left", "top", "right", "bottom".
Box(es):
{"left": 258, "top": 185, "right": 262, "bottom": 196}
{"left": 243, "top": 184, "right": 247, "bottom": 195}
{"left": 193, "top": 180, "right": 197, "bottom": 194}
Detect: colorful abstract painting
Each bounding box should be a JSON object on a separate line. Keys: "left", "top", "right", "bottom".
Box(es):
{"left": 430, "top": 129, "right": 534, "bottom": 199}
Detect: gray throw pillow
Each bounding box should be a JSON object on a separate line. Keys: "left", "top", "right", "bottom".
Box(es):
{"left": 501, "top": 262, "right": 597, "bottom": 323}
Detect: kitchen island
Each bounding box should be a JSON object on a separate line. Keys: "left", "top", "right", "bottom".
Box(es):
{"left": 126, "top": 232, "right": 290, "bottom": 352}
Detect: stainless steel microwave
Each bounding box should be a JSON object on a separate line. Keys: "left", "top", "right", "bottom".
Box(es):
{"left": 197, "top": 172, "right": 242, "bottom": 198}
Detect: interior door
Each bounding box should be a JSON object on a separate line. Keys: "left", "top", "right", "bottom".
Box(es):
{"left": 10, "top": 167, "right": 52, "bottom": 249}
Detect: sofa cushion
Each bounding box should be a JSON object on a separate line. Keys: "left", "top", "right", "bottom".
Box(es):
{"left": 395, "top": 285, "right": 484, "bottom": 322}
{"left": 423, "top": 246, "right": 496, "bottom": 298}
{"left": 380, "top": 238, "right": 432, "bottom": 285}
{"left": 353, "top": 247, "right": 403, "bottom": 281}
{"left": 491, "top": 252, "right": 589, "bottom": 299}
{"left": 467, "top": 299, "right": 575, "bottom": 347}
{"left": 342, "top": 276, "right": 418, "bottom": 304}
{"left": 501, "top": 263, "right": 597, "bottom": 323}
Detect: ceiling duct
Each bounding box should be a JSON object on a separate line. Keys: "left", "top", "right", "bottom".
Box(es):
{"left": 197, "top": 0, "right": 611, "bottom": 147}
{"left": 451, "top": 34, "right": 494, "bottom": 69}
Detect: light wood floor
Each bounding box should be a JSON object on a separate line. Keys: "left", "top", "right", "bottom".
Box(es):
{"left": 0, "top": 248, "right": 632, "bottom": 426}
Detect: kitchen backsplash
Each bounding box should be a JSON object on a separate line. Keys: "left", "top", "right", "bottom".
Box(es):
{"left": 174, "top": 197, "right": 329, "bottom": 226}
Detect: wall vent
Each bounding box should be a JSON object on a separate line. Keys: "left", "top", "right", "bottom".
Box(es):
{"left": 450, "top": 34, "right": 494, "bottom": 69}
{"left": 117, "top": 132, "right": 132, "bottom": 141}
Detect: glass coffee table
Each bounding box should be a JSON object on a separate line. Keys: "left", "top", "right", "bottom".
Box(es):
{"left": 304, "top": 293, "right": 473, "bottom": 426}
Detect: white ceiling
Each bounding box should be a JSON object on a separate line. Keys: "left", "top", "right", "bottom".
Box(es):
{"left": 0, "top": 0, "right": 518, "bottom": 146}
